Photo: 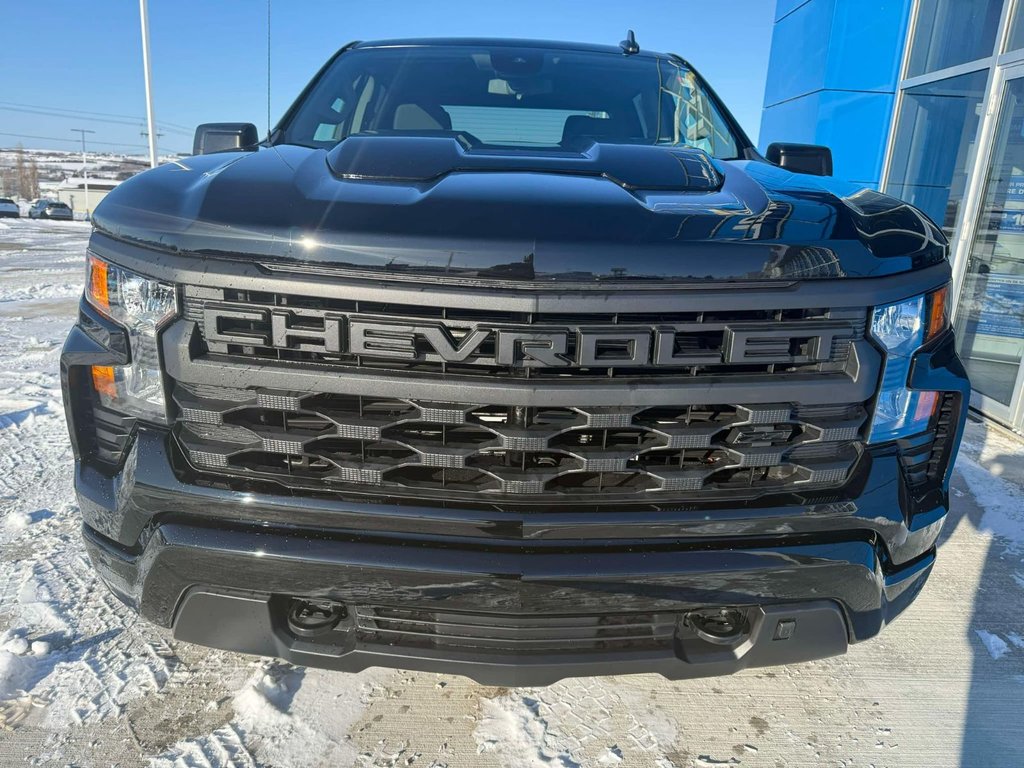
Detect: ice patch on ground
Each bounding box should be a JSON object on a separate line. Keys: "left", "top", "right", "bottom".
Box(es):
{"left": 975, "top": 629, "right": 1011, "bottom": 660}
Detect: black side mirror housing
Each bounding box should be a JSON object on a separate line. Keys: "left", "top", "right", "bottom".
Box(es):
{"left": 193, "top": 123, "right": 260, "bottom": 155}
{"left": 765, "top": 142, "right": 833, "bottom": 177}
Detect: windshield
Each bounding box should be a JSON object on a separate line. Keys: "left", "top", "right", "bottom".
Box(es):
{"left": 279, "top": 45, "right": 743, "bottom": 158}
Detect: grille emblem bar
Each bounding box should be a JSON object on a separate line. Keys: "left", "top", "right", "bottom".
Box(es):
{"left": 202, "top": 304, "right": 853, "bottom": 369}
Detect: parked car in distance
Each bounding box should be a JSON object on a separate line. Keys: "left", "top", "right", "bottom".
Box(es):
{"left": 0, "top": 198, "right": 20, "bottom": 218}
{"left": 29, "top": 200, "right": 73, "bottom": 220}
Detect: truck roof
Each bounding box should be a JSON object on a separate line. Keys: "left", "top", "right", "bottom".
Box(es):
{"left": 352, "top": 37, "right": 671, "bottom": 61}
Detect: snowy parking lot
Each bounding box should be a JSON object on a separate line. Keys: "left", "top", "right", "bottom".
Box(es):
{"left": 1, "top": 217, "right": 1023, "bottom": 767}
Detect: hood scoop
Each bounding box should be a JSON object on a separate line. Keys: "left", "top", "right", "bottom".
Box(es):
{"left": 326, "top": 135, "right": 722, "bottom": 191}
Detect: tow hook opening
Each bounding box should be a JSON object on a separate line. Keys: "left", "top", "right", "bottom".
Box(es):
{"left": 286, "top": 598, "right": 347, "bottom": 637}
{"left": 684, "top": 607, "right": 751, "bottom": 645}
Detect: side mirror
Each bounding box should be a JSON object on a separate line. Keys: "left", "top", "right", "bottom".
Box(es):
{"left": 192, "top": 123, "right": 259, "bottom": 155}
{"left": 766, "top": 142, "right": 833, "bottom": 177}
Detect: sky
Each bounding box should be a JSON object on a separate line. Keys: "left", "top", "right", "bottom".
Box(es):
{"left": 0, "top": 0, "right": 776, "bottom": 156}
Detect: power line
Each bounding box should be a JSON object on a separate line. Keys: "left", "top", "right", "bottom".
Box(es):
{"left": 0, "top": 105, "right": 192, "bottom": 136}
{"left": 0, "top": 131, "right": 186, "bottom": 153}
{"left": 0, "top": 100, "right": 192, "bottom": 131}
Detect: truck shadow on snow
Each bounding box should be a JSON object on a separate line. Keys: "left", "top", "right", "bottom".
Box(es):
{"left": 939, "top": 450, "right": 1024, "bottom": 766}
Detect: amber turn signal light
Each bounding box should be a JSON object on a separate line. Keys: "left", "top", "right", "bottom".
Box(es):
{"left": 91, "top": 365, "right": 117, "bottom": 400}
{"left": 925, "top": 286, "right": 949, "bottom": 343}
{"left": 87, "top": 255, "right": 110, "bottom": 315}
{"left": 913, "top": 390, "right": 940, "bottom": 423}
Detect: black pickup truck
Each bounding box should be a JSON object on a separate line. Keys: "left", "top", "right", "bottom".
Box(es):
{"left": 61, "top": 36, "right": 969, "bottom": 686}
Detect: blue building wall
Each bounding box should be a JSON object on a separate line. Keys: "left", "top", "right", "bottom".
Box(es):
{"left": 759, "top": 0, "right": 914, "bottom": 187}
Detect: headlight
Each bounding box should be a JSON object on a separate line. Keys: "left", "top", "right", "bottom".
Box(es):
{"left": 85, "top": 254, "right": 177, "bottom": 424}
{"left": 867, "top": 286, "right": 948, "bottom": 443}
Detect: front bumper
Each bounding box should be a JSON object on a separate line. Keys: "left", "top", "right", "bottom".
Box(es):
{"left": 73, "top": 424, "right": 946, "bottom": 685}
{"left": 82, "top": 495, "right": 934, "bottom": 686}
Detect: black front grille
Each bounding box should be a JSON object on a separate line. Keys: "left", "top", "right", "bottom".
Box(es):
{"left": 182, "top": 286, "right": 866, "bottom": 380}
{"left": 354, "top": 606, "right": 678, "bottom": 654}
{"left": 173, "top": 382, "right": 866, "bottom": 503}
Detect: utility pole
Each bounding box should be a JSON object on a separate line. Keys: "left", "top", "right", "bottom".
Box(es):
{"left": 71, "top": 128, "right": 96, "bottom": 220}
{"left": 139, "top": 0, "right": 158, "bottom": 168}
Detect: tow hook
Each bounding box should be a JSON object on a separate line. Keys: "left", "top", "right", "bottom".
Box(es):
{"left": 684, "top": 607, "right": 750, "bottom": 645}
{"left": 286, "top": 598, "right": 347, "bottom": 637}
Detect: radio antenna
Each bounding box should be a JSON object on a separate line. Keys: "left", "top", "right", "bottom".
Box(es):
{"left": 620, "top": 29, "right": 639, "bottom": 55}
{"left": 266, "top": 0, "right": 272, "bottom": 137}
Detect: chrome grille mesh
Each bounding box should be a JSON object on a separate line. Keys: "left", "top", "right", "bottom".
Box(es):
{"left": 173, "top": 383, "right": 866, "bottom": 502}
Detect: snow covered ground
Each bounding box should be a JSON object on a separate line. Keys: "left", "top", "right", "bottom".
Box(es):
{"left": 0, "top": 217, "right": 1023, "bottom": 767}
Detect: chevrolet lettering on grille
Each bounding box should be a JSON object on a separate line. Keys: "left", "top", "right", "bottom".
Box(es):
{"left": 202, "top": 305, "right": 851, "bottom": 369}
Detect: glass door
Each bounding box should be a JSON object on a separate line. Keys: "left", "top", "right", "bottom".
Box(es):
{"left": 955, "top": 65, "right": 1024, "bottom": 426}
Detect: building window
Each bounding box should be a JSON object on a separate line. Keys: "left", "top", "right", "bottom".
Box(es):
{"left": 954, "top": 75, "right": 1024, "bottom": 408}
{"left": 907, "top": 0, "right": 1003, "bottom": 76}
{"left": 886, "top": 70, "right": 990, "bottom": 237}
{"left": 1007, "top": 0, "right": 1024, "bottom": 52}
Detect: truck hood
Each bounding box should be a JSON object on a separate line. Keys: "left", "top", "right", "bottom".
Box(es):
{"left": 92, "top": 138, "right": 946, "bottom": 283}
